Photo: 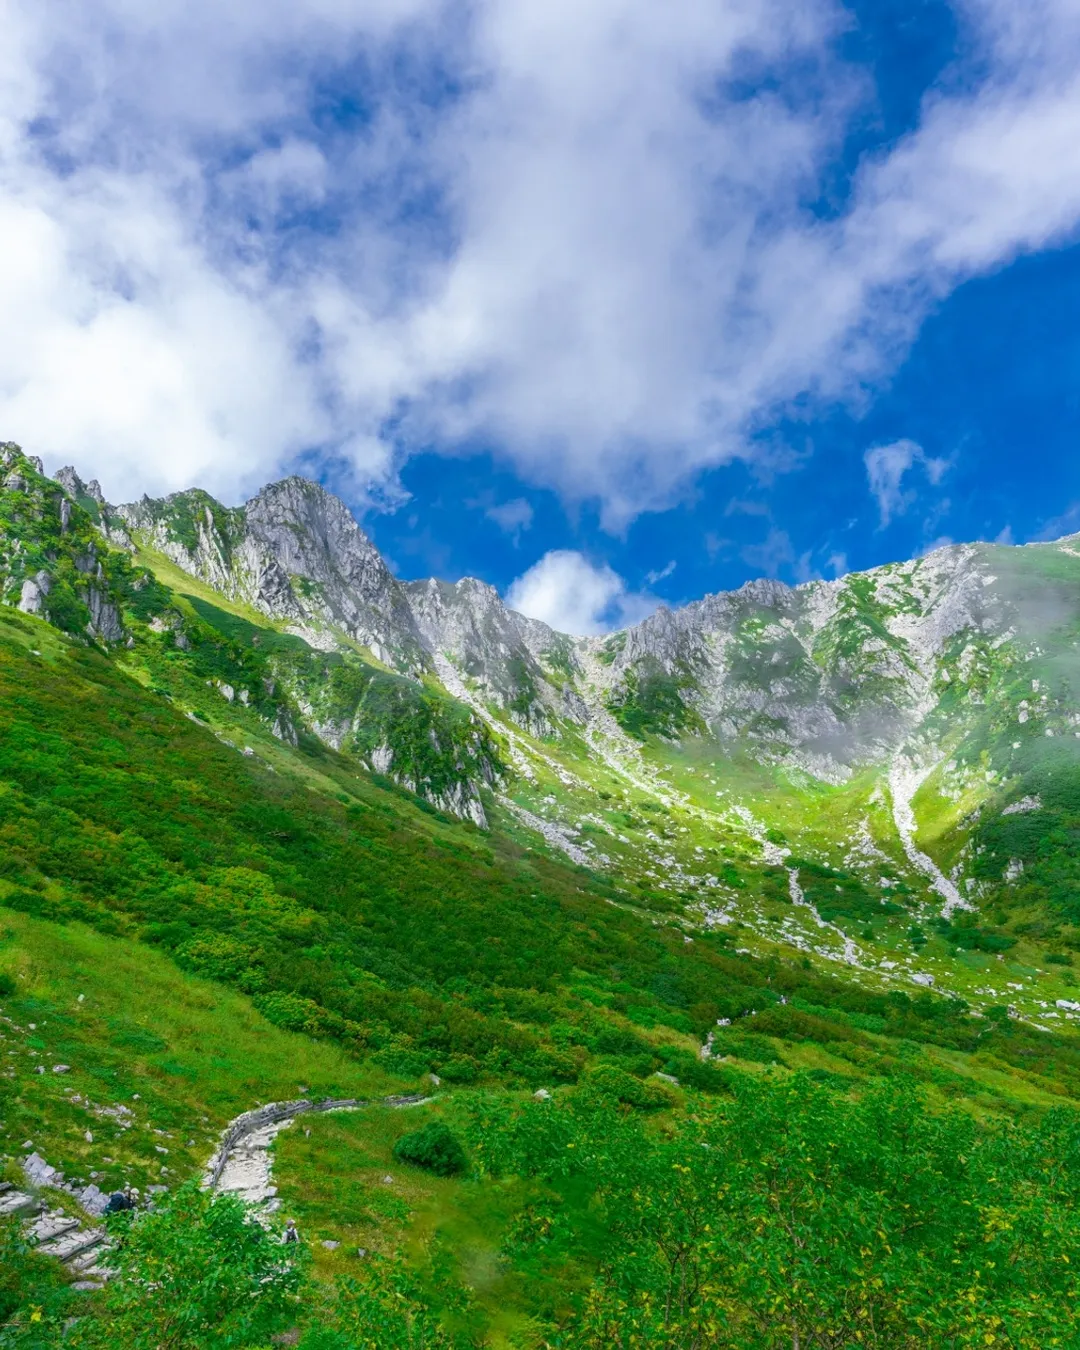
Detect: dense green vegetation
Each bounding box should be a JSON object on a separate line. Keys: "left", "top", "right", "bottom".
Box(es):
{"left": 393, "top": 1121, "right": 468, "bottom": 1177}
{"left": 10, "top": 605, "right": 1070, "bottom": 1104}
{"left": 6, "top": 1073, "right": 1080, "bottom": 1348}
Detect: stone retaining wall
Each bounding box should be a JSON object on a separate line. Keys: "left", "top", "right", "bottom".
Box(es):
{"left": 204, "top": 1093, "right": 426, "bottom": 1189}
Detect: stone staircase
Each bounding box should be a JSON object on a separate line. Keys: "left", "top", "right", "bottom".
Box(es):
{"left": 1, "top": 1173, "right": 115, "bottom": 1291}
{"left": 6, "top": 1091, "right": 435, "bottom": 1293}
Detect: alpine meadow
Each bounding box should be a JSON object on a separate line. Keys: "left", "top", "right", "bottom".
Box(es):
{"left": 2, "top": 440, "right": 1080, "bottom": 1346}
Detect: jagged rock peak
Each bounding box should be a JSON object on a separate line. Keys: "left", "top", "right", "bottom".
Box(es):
{"left": 0, "top": 441, "right": 43, "bottom": 477}
{"left": 113, "top": 474, "right": 430, "bottom": 672}
{"left": 54, "top": 466, "right": 107, "bottom": 507}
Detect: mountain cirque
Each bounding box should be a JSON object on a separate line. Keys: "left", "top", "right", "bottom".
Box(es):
{"left": 4, "top": 439, "right": 1080, "bottom": 1023}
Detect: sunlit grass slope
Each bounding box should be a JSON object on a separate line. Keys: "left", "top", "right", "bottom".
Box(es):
{"left": 0, "top": 906, "right": 400, "bottom": 1198}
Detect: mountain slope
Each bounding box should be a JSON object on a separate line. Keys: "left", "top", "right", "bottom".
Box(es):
{"left": 8, "top": 440, "right": 1080, "bottom": 1025}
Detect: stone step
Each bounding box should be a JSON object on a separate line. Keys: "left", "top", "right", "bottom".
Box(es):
{"left": 28, "top": 1212, "right": 80, "bottom": 1242}
{"left": 69, "top": 1242, "right": 114, "bottom": 1272}
{"left": 39, "top": 1227, "right": 106, "bottom": 1261}
{"left": 0, "top": 1191, "right": 40, "bottom": 1218}
{"left": 71, "top": 1280, "right": 105, "bottom": 1293}
{"left": 72, "top": 1262, "right": 115, "bottom": 1283}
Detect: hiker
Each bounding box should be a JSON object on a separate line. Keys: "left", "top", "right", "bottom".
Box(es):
{"left": 104, "top": 1187, "right": 134, "bottom": 1214}
{"left": 282, "top": 1218, "right": 299, "bottom": 1244}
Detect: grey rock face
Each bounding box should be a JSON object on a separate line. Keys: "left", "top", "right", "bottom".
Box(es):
{"left": 85, "top": 586, "right": 124, "bottom": 643}
{"left": 26, "top": 457, "right": 1039, "bottom": 800}
{"left": 405, "top": 576, "right": 576, "bottom": 732}
{"left": 565, "top": 544, "right": 1007, "bottom": 777}
{"left": 54, "top": 466, "right": 134, "bottom": 550}
{"left": 18, "top": 571, "right": 51, "bottom": 616}
{"left": 118, "top": 478, "right": 429, "bottom": 672}
{"left": 243, "top": 479, "right": 428, "bottom": 669}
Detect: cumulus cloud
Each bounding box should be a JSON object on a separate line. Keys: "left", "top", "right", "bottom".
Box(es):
{"left": 864, "top": 439, "right": 949, "bottom": 527}
{"left": 1, "top": 0, "right": 1080, "bottom": 515}
{"left": 505, "top": 549, "right": 657, "bottom": 635}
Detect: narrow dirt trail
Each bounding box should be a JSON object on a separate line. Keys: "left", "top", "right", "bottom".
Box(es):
{"left": 205, "top": 1092, "right": 432, "bottom": 1210}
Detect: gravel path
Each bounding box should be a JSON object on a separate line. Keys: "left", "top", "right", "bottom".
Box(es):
{"left": 8, "top": 1091, "right": 432, "bottom": 1290}
{"left": 205, "top": 1092, "right": 432, "bottom": 1209}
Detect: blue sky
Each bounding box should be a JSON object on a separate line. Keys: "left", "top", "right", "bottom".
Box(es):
{"left": 3, "top": 0, "right": 1080, "bottom": 632}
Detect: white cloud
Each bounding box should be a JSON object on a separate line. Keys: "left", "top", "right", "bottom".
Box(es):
{"left": 919, "top": 535, "right": 955, "bottom": 556}
{"left": 644, "top": 559, "right": 676, "bottom": 585}
{"left": 0, "top": 1, "right": 1079, "bottom": 516}
{"left": 485, "top": 497, "right": 534, "bottom": 538}
{"left": 505, "top": 549, "right": 657, "bottom": 635}
{"left": 864, "top": 439, "right": 949, "bottom": 528}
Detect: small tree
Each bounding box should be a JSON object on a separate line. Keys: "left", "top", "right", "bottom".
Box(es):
{"left": 70, "top": 1182, "right": 308, "bottom": 1350}
{"left": 392, "top": 1121, "right": 467, "bottom": 1177}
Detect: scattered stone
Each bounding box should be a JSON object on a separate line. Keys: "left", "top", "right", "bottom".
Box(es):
{"left": 23, "top": 1153, "right": 62, "bottom": 1187}
{"left": 78, "top": 1185, "right": 110, "bottom": 1217}
{"left": 356, "top": 1247, "right": 368, "bottom": 1259}
{"left": 654, "top": 1072, "right": 680, "bottom": 1085}
{"left": 0, "top": 1190, "right": 40, "bottom": 1218}
{"left": 34, "top": 1065, "right": 44, "bottom": 1074}
{"left": 41, "top": 1227, "right": 106, "bottom": 1261}
{"left": 321, "top": 1239, "right": 340, "bottom": 1250}
{"left": 381, "top": 1175, "right": 394, "bottom": 1185}
{"left": 533, "top": 1088, "right": 552, "bottom": 1101}
{"left": 84, "top": 1131, "right": 93, "bottom": 1144}
{"left": 21, "top": 1141, "right": 33, "bottom": 1150}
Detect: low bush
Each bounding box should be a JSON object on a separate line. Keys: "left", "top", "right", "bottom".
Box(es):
{"left": 392, "top": 1120, "right": 467, "bottom": 1176}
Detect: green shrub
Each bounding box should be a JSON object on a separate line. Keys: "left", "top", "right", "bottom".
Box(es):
{"left": 374, "top": 1045, "right": 431, "bottom": 1079}
{"left": 392, "top": 1120, "right": 467, "bottom": 1176}
{"left": 581, "top": 1063, "right": 675, "bottom": 1109}
{"left": 437, "top": 1055, "right": 479, "bottom": 1083}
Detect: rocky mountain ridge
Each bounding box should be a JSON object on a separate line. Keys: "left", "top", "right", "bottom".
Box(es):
{"left": 50, "top": 459, "right": 1033, "bottom": 785}
{"left": 7, "top": 441, "right": 1080, "bottom": 1025}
